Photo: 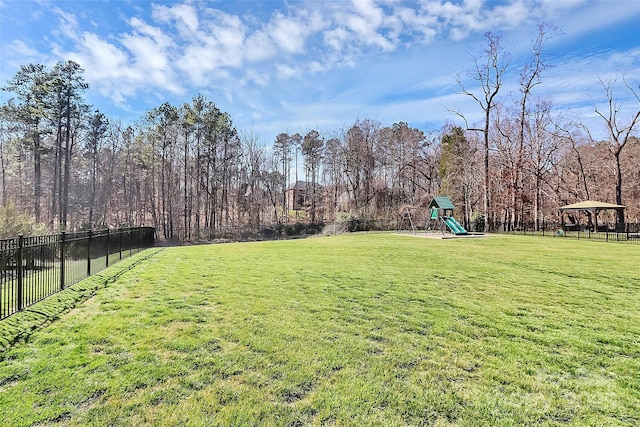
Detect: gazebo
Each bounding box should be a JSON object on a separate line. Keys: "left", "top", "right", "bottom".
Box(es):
{"left": 559, "top": 200, "right": 625, "bottom": 232}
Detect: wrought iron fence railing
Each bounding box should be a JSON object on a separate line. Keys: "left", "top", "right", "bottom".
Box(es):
{"left": 491, "top": 221, "right": 640, "bottom": 244}
{"left": 0, "top": 227, "right": 155, "bottom": 320}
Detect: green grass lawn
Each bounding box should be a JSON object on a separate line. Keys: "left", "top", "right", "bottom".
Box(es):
{"left": 1, "top": 233, "right": 639, "bottom": 426}
{"left": 1, "top": 250, "right": 143, "bottom": 319}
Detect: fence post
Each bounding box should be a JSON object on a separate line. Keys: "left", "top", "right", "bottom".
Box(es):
{"left": 17, "top": 235, "right": 24, "bottom": 312}
{"left": 87, "top": 230, "right": 92, "bottom": 277}
{"left": 60, "top": 232, "right": 66, "bottom": 290}
{"left": 119, "top": 228, "right": 123, "bottom": 260}
{"left": 129, "top": 228, "right": 133, "bottom": 257}
{"left": 106, "top": 228, "right": 110, "bottom": 268}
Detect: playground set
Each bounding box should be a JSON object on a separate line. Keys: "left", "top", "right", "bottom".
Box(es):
{"left": 399, "top": 196, "right": 473, "bottom": 237}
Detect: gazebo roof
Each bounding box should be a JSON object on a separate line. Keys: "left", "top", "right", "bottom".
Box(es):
{"left": 559, "top": 200, "right": 625, "bottom": 211}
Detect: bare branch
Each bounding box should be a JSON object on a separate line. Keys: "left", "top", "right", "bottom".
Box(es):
{"left": 442, "top": 104, "right": 483, "bottom": 133}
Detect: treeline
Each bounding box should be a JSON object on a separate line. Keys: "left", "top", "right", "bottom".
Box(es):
{"left": 1, "top": 34, "right": 639, "bottom": 239}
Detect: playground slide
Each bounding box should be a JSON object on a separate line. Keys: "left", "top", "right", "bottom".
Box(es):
{"left": 443, "top": 216, "right": 468, "bottom": 235}
{"left": 442, "top": 217, "right": 460, "bottom": 234}
{"left": 450, "top": 217, "right": 468, "bottom": 234}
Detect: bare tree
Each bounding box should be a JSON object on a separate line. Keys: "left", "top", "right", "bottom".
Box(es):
{"left": 511, "top": 24, "right": 554, "bottom": 229}
{"left": 342, "top": 119, "right": 380, "bottom": 217}
{"left": 239, "top": 129, "right": 267, "bottom": 230}
{"left": 553, "top": 119, "right": 591, "bottom": 202}
{"left": 528, "top": 100, "right": 562, "bottom": 229}
{"left": 454, "top": 32, "right": 510, "bottom": 231}
{"left": 322, "top": 136, "right": 343, "bottom": 219}
{"left": 589, "top": 77, "right": 640, "bottom": 226}
{"left": 378, "top": 122, "right": 426, "bottom": 213}
{"left": 98, "top": 119, "right": 123, "bottom": 226}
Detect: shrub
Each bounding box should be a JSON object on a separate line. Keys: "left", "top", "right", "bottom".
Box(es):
{"left": 0, "top": 201, "right": 48, "bottom": 239}
{"left": 336, "top": 212, "right": 362, "bottom": 232}
{"left": 471, "top": 213, "right": 485, "bottom": 232}
{"left": 260, "top": 222, "right": 324, "bottom": 239}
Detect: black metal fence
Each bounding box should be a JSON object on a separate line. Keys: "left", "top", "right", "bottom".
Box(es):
{"left": 491, "top": 221, "right": 640, "bottom": 244}
{"left": 0, "top": 227, "right": 155, "bottom": 320}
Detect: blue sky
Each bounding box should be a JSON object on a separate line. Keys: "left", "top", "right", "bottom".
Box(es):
{"left": 1, "top": 0, "right": 640, "bottom": 144}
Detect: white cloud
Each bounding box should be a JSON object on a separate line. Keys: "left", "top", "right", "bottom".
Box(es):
{"left": 276, "top": 64, "right": 301, "bottom": 79}
{"left": 537, "top": 0, "right": 587, "bottom": 16}
{"left": 174, "top": 10, "right": 246, "bottom": 85}
{"left": 394, "top": 6, "right": 438, "bottom": 43}
{"left": 4, "top": 39, "right": 43, "bottom": 61}
{"left": 152, "top": 3, "right": 199, "bottom": 34}
{"left": 491, "top": 1, "right": 530, "bottom": 28}
{"left": 76, "top": 33, "right": 128, "bottom": 78}
{"left": 324, "top": 27, "right": 351, "bottom": 52}
{"left": 244, "top": 69, "right": 272, "bottom": 87}
{"left": 267, "top": 11, "right": 311, "bottom": 53}
{"left": 52, "top": 7, "right": 79, "bottom": 40}
{"left": 205, "top": 11, "right": 245, "bottom": 51}
{"left": 307, "top": 60, "right": 328, "bottom": 74}
{"left": 128, "top": 16, "right": 173, "bottom": 49}
{"left": 423, "top": 1, "right": 458, "bottom": 21}
{"left": 419, "top": 0, "right": 538, "bottom": 39}
{"left": 48, "top": 9, "right": 184, "bottom": 103}
{"left": 338, "top": 0, "right": 397, "bottom": 51}
{"left": 120, "top": 18, "right": 180, "bottom": 94}
{"left": 244, "top": 29, "right": 278, "bottom": 62}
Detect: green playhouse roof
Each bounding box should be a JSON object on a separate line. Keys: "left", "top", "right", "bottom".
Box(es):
{"left": 429, "top": 196, "right": 455, "bottom": 210}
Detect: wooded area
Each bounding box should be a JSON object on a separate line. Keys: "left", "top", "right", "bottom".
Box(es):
{"left": 1, "top": 31, "right": 639, "bottom": 240}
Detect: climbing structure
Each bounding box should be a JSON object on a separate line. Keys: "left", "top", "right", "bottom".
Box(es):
{"left": 427, "top": 196, "right": 468, "bottom": 235}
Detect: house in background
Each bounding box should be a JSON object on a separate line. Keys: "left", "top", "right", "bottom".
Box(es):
{"left": 286, "top": 181, "right": 310, "bottom": 210}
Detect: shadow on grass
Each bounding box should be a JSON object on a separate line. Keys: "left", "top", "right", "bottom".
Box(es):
{"left": 0, "top": 248, "right": 164, "bottom": 352}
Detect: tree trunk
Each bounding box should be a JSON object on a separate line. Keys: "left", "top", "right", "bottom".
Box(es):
{"left": 483, "top": 108, "right": 491, "bottom": 232}
{"left": 614, "top": 149, "right": 624, "bottom": 225}
{"left": 51, "top": 122, "right": 62, "bottom": 227}
{"left": 33, "top": 133, "right": 41, "bottom": 224}
{"left": 89, "top": 138, "right": 97, "bottom": 227}
{"left": 61, "top": 101, "right": 73, "bottom": 229}
{"left": 184, "top": 129, "right": 189, "bottom": 240}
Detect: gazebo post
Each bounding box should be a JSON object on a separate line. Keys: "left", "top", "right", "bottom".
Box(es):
{"left": 617, "top": 207, "right": 625, "bottom": 232}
